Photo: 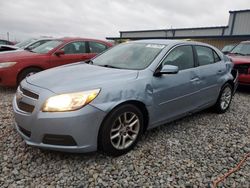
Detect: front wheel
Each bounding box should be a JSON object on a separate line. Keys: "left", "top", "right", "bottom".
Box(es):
{"left": 214, "top": 83, "right": 233, "bottom": 113}
{"left": 98, "top": 104, "right": 143, "bottom": 156}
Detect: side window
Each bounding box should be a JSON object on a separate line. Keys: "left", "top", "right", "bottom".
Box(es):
{"left": 162, "top": 45, "right": 194, "bottom": 70}
{"left": 195, "top": 46, "right": 216, "bottom": 66}
{"left": 89, "top": 42, "right": 107, "bottom": 53}
{"left": 61, "top": 41, "right": 86, "bottom": 54}
{"left": 0, "top": 40, "right": 7, "bottom": 45}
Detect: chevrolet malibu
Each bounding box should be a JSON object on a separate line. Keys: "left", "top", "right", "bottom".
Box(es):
{"left": 13, "top": 40, "right": 238, "bottom": 156}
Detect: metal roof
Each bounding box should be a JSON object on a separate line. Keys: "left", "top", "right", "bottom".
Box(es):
{"left": 107, "top": 9, "right": 250, "bottom": 40}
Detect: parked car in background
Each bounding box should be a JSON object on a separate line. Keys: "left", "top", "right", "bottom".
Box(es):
{"left": 13, "top": 40, "right": 237, "bottom": 156}
{"left": 0, "top": 38, "right": 52, "bottom": 52}
{"left": 0, "top": 39, "right": 15, "bottom": 45}
{"left": 221, "top": 43, "right": 237, "bottom": 54}
{"left": 227, "top": 41, "right": 250, "bottom": 85}
{"left": 0, "top": 37, "right": 113, "bottom": 87}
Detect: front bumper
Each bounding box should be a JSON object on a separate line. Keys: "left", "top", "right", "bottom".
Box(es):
{"left": 0, "top": 67, "right": 17, "bottom": 87}
{"left": 13, "top": 81, "right": 107, "bottom": 153}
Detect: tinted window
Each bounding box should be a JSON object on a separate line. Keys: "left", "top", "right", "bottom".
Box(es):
{"left": 195, "top": 46, "right": 215, "bottom": 66}
{"left": 61, "top": 41, "right": 86, "bottom": 54}
{"left": 162, "top": 45, "right": 194, "bottom": 70}
{"left": 89, "top": 42, "right": 107, "bottom": 53}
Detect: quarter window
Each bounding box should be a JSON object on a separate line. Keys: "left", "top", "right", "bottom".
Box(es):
{"left": 89, "top": 42, "right": 107, "bottom": 53}
{"left": 213, "top": 51, "right": 221, "bottom": 62}
{"left": 162, "top": 45, "right": 194, "bottom": 70}
{"left": 61, "top": 41, "right": 86, "bottom": 54}
{"left": 195, "top": 46, "right": 220, "bottom": 66}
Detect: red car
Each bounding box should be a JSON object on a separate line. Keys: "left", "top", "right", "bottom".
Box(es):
{"left": 228, "top": 41, "right": 250, "bottom": 85}
{"left": 0, "top": 37, "right": 113, "bottom": 87}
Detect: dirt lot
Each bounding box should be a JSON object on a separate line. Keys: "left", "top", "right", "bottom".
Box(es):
{"left": 0, "top": 86, "right": 249, "bottom": 187}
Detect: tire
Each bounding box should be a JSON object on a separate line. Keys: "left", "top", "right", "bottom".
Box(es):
{"left": 17, "top": 68, "right": 41, "bottom": 85}
{"left": 98, "top": 104, "right": 144, "bottom": 156}
{"left": 214, "top": 83, "right": 233, "bottom": 113}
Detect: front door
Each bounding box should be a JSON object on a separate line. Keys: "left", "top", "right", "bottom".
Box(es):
{"left": 50, "top": 41, "right": 93, "bottom": 67}
{"left": 151, "top": 45, "right": 201, "bottom": 124}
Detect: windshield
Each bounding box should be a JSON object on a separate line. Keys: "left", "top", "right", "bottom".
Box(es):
{"left": 230, "top": 43, "right": 250, "bottom": 55}
{"left": 15, "top": 38, "right": 37, "bottom": 48}
{"left": 92, "top": 43, "right": 165, "bottom": 70}
{"left": 222, "top": 44, "right": 235, "bottom": 52}
{"left": 32, "top": 40, "right": 63, "bottom": 54}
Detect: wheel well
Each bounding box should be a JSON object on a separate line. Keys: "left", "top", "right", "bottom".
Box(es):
{"left": 225, "top": 80, "right": 234, "bottom": 91}
{"left": 17, "top": 66, "right": 43, "bottom": 83}
{"left": 103, "top": 100, "right": 149, "bottom": 132}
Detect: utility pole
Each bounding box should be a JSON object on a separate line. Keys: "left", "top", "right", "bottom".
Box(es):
{"left": 7, "top": 32, "right": 9, "bottom": 41}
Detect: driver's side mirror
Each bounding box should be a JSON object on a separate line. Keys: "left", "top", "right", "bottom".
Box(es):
{"left": 154, "top": 65, "right": 179, "bottom": 77}
{"left": 55, "top": 50, "right": 65, "bottom": 56}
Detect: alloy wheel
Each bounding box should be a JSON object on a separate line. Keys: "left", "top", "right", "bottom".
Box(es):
{"left": 220, "top": 86, "right": 232, "bottom": 110}
{"left": 110, "top": 112, "right": 140, "bottom": 150}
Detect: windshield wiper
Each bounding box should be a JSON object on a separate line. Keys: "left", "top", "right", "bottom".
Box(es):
{"left": 85, "top": 59, "right": 94, "bottom": 64}
{"left": 101, "top": 64, "right": 121, "bottom": 69}
{"left": 230, "top": 52, "right": 246, "bottom": 56}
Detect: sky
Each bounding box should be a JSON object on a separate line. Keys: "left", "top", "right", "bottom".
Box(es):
{"left": 0, "top": 0, "right": 249, "bottom": 42}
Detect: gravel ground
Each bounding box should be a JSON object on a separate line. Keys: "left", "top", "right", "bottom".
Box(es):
{"left": 0, "top": 86, "right": 249, "bottom": 187}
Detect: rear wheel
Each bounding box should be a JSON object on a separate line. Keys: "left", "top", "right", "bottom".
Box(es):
{"left": 214, "top": 83, "right": 233, "bottom": 113}
{"left": 98, "top": 104, "right": 143, "bottom": 156}
{"left": 17, "top": 68, "right": 42, "bottom": 85}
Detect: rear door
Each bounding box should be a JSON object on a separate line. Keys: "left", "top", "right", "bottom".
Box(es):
{"left": 194, "top": 45, "right": 224, "bottom": 107}
{"left": 50, "top": 41, "right": 93, "bottom": 67}
{"left": 152, "top": 45, "right": 201, "bottom": 124}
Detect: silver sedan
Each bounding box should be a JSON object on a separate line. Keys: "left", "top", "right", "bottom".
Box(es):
{"left": 13, "top": 40, "right": 238, "bottom": 156}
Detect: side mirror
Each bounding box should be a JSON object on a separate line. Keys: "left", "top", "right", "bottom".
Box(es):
{"left": 154, "top": 65, "right": 179, "bottom": 77}
{"left": 55, "top": 50, "right": 65, "bottom": 56}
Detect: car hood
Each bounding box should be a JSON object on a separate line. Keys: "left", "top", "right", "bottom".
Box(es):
{"left": 228, "top": 55, "right": 250, "bottom": 65}
{"left": 0, "top": 50, "right": 41, "bottom": 62}
{"left": 26, "top": 63, "right": 139, "bottom": 94}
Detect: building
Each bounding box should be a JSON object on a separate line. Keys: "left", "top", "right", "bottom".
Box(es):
{"left": 107, "top": 9, "right": 250, "bottom": 49}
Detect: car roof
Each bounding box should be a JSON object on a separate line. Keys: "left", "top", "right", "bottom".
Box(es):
{"left": 58, "top": 37, "right": 110, "bottom": 44}
{"left": 131, "top": 39, "right": 213, "bottom": 47}
{"left": 241, "top": 40, "right": 250, "bottom": 44}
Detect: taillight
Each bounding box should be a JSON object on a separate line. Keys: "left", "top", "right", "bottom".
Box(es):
{"left": 248, "top": 67, "right": 250, "bottom": 74}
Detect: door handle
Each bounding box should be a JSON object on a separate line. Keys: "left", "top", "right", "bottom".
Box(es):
{"left": 190, "top": 77, "right": 200, "bottom": 82}
{"left": 217, "top": 70, "right": 223, "bottom": 74}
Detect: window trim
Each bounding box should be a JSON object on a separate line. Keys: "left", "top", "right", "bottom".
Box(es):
{"left": 154, "top": 44, "right": 196, "bottom": 73}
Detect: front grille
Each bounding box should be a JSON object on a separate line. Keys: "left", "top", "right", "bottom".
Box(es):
{"left": 18, "top": 125, "right": 31, "bottom": 138}
{"left": 234, "top": 64, "right": 250, "bottom": 74}
{"left": 42, "top": 134, "right": 77, "bottom": 146}
{"left": 17, "top": 101, "right": 35, "bottom": 113}
{"left": 20, "top": 86, "right": 39, "bottom": 99}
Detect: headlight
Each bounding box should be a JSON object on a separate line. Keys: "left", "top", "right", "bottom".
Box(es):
{"left": 0, "top": 62, "right": 17, "bottom": 68}
{"left": 42, "top": 89, "right": 100, "bottom": 112}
